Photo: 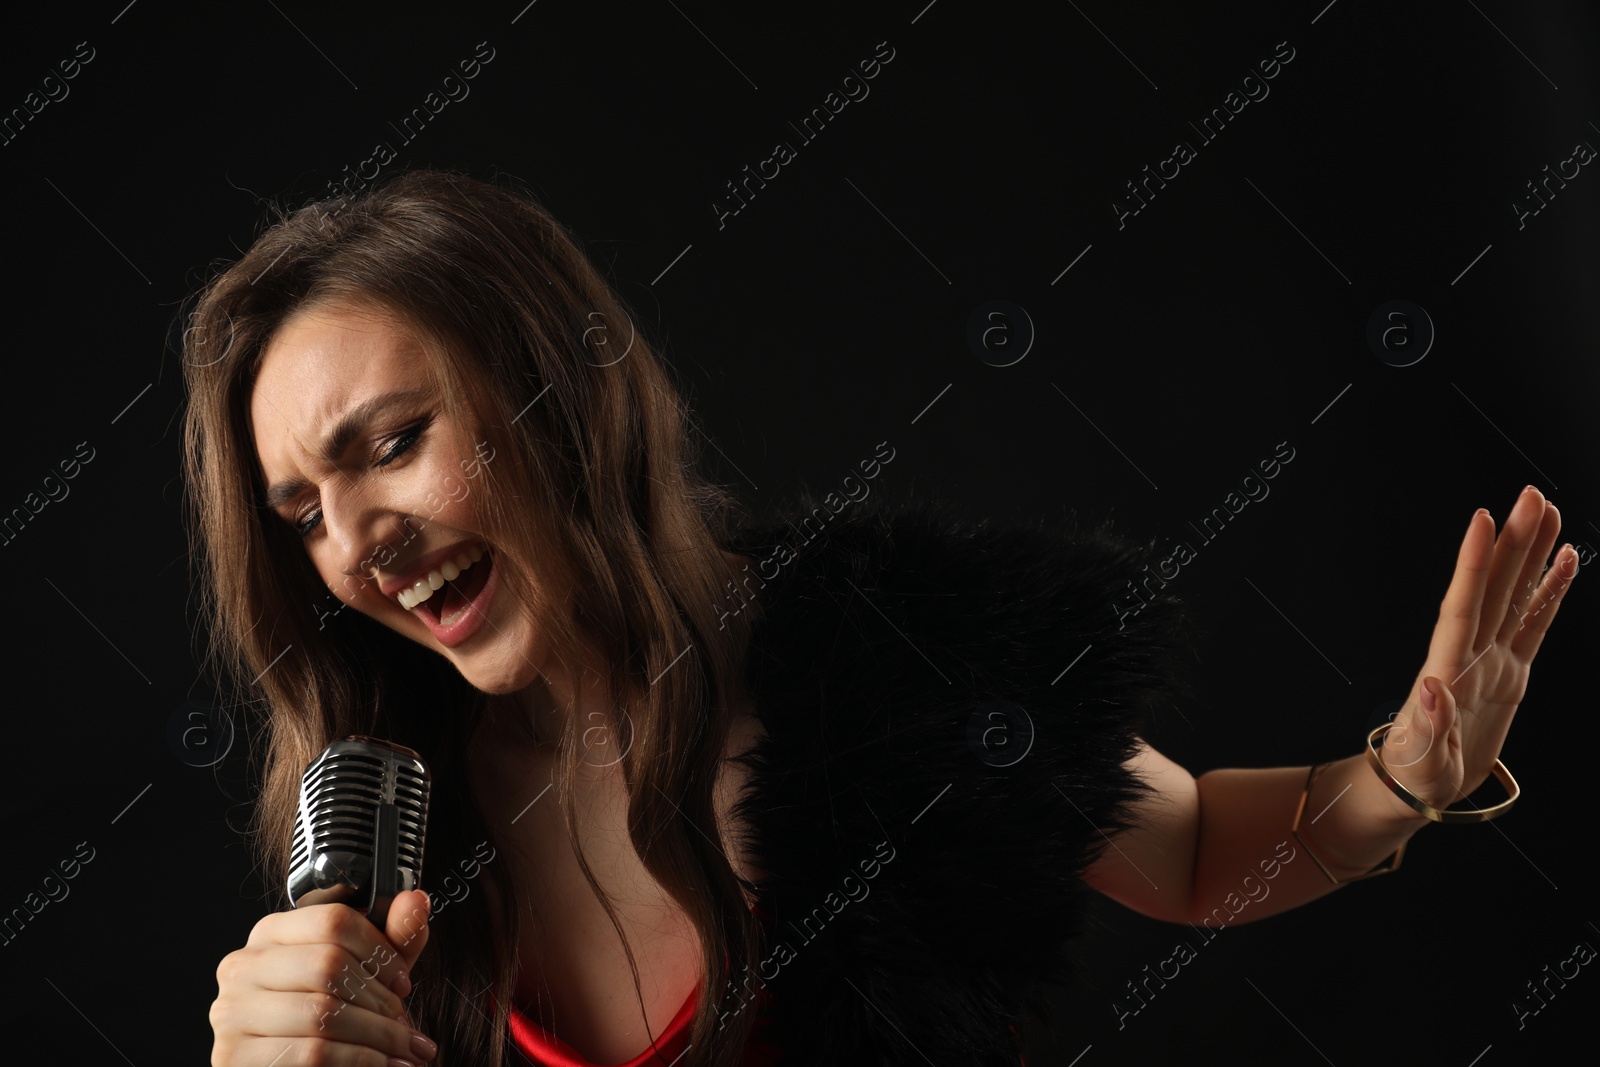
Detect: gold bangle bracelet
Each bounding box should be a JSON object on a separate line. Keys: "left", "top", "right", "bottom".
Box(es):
{"left": 1364, "top": 723, "right": 1520, "bottom": 824}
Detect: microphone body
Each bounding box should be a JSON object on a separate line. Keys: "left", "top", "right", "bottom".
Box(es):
{"left": 287, "top": 735, "right": 430, "bottom": 929}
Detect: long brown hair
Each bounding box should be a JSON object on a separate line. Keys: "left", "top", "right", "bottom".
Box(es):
{"left": 182, "top": 168, "right": 762, "bottom": 1065}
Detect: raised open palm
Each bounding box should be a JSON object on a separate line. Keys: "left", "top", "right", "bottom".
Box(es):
{"left": 1380, "top": 485, "right": 1578, "bottom": 815}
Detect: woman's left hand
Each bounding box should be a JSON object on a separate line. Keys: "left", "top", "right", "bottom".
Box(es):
{"left": 1380, "top": 486, "right": 1579, "bottom": 816}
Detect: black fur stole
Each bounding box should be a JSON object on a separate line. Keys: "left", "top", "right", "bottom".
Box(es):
{"left": 719, "top": 490, "right": 1197, "bottom": 1066}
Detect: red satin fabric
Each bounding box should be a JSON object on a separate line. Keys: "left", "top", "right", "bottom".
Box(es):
{"left": 504, "top": 981, "right": 782, "bottom": 1066}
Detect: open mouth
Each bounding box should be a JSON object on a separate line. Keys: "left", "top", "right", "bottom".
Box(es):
{"left": 400, "top": 545, "right": 493, "bottom": 628}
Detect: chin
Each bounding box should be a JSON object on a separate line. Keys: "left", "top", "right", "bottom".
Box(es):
{"left": 452, "top": 649, "right": 543, "bottom": 696}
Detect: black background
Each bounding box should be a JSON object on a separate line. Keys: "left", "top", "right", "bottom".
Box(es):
{"left": 1, "top": 2, "right": 1595, "bottom": 1064}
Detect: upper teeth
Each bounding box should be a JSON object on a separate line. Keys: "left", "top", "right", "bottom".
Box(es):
{"left": 397, "top": 545, "right": 485, "bottom": 610}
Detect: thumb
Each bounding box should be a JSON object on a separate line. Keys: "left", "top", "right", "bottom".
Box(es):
{"left": 1384, "top": 676, "right": 1452, "bottom": 773}
{"left": 1418, "top": 676, "right": 1454, "bottom": 726}
{"left": 385, "top": 888, "right": 431, "bottom": 977}
{"left": 1385, "top": 676, "right": 1457, "bottom": 803}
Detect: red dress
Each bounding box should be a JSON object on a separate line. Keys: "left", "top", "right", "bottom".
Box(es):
{"left": 505, "top": 981, "right": 782, "bottom": 1066}
{"left": 504, "top": 981, "right": 1024, "bottom": 1065}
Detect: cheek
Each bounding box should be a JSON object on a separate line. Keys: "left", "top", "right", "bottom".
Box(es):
{"left": 432, "top": 488, "right": 481, "bottom": 536}
{"left": 413, "top": 449, "right": 481, "bottom": 528}
{"left": 312, "top": 549, "right": 375, "bottom": 606}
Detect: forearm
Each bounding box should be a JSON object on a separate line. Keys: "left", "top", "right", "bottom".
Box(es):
{"left": 1085, "top": 741, "right": 1435, "bottom": 924}
{"left": 1186, "top": 753, "right": 1430, "bottom": 926}
{"left": 1092, "top": 492, "right": 1571, "bottom": 925}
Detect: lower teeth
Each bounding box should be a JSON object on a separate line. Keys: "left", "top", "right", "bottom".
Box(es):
{"left": 440, "top": 596, "right": 469, "bottom": 625}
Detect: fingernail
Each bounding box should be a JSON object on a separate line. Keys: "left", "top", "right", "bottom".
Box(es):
{"left": 1419, "top": 680, "right": 1437, "bottom": 713}
{"left": 388, "top": 1060, "right": 419, "bottom": 1067}
{"left": 1523, "top": 485, "right": 1537, "bottom": 496}
{"left": 394, "top": 970, "right": 412, "bottom": 998}
{"left": 411, "top": 1032, "right": 439, "bottom": 1062}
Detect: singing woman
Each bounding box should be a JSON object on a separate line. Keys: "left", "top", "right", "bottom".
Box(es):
{"left": 192, "top": 169, "right": 1578, "bottom": 1067}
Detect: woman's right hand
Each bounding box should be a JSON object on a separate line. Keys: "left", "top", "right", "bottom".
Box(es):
{"left": 210, "top": 888, "right": 437, "bottom": 1066}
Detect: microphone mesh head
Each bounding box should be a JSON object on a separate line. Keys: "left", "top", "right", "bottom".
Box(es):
{"left": 287, "top": 736, "right": 429, "bottom": 912}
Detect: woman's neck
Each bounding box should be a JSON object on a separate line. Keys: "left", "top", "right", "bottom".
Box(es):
{"left": 473, "top": 662, "right": 631, "bottom": 773}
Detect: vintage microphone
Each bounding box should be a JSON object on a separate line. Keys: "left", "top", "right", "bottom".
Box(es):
{"left": 287, "top": 736, "right": 430, "bottom": 929}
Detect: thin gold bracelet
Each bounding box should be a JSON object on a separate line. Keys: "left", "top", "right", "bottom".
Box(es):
{"left": 1291, "top": 761, "right": 1404, "bottom": 886}
{"left": 1290, "top": 729, "right": 1523, "bottom": 885}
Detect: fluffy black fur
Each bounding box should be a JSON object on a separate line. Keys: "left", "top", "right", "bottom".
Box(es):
{"left": 719, "top": 490, "right": 1198, "bottom": 1066}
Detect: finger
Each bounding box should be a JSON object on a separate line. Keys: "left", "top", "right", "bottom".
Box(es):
{"left": 1381, "top": 691, "right": 1440, "bottom": 772}
{"left": 1497, "top": 501, "right": 1562, "bottom": 643}
{"left": 1511, "top": 542, "right": 1579, "bottom": 662}
{"left": 1478, "top": 486, "right": 1547, "bottom": 650}
{"left": 1416, "top": 677, "right": 1461, "bottom": 797}
{"left": 249, "top": 904, "right": 411, "bottom": 998}
{"left": 385, "top": 889, "right": 431, "bottom": 977}
{"left": 245, "top": 944, "right": 408, "bottom": 1020}
{"left": 239, "top": 990, "right": 426, "bottom": 1061}
{"left": 1432, "top": 508, "right": 1495, "bottom": 663}
{"left": 211, "top": 990, "right": 425, "bottom": 1064}
{"left": 1421, "top": 676, "right": 1456, "bottom": 739}
{"left": 1383, "top": 677, "right": 1455, "bottom": 787}
{"left": 237, "top": 1038, "right": 392, "bottom": 1067}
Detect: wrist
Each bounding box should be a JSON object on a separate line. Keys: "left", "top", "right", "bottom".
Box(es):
{"left": 1360, "top": 744, "right": 1439, "bottom": 828}
{"left": 1292, "top": 756, "right": 1424, "bottom": 883}
{"left": 1365, "top": 723, "right": 1521, "bottom": 824}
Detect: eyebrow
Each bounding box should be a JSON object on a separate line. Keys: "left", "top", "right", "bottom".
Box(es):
{"left": 262, "top": 389, "right": 430, "bottom": 511}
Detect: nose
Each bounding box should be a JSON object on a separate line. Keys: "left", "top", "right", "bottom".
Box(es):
{"left": 318, "top": 477, "right": 400, "bottom": 583}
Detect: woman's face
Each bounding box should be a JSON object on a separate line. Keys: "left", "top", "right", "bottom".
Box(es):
{"left": 249, "top": 298, "right": 547, "bottom": 695}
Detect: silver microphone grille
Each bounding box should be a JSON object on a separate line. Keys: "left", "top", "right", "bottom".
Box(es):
{"left": 287, "top": 736, "right": 430, "bottom": 926}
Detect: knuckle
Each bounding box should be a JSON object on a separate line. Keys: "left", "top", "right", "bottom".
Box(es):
{"left": 306, "top": 990, "right": 345, "bottom": 1022}
{"left": 247, "top": 910, "right": 283, "bottom": 943}
{"left": 219, "top": 946, "right": 257, "bottom": 987}
{"left": 301, "top": 1037, "right": 336, "bottom": 1067}
{"left": 314, "top": 944, "right": 350, "bottom": 984}
{"left": 319, "top": 905, "right": 356, "bottom": 940}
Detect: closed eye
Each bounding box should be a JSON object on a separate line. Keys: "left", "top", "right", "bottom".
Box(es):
{"left": 376, "top": 421, "right": 426, "bottom": 466}
{"left": 290, "top": 420, "right": 430, "bottom": 538}
{"left": 293, "top": 503, "right": 322, "bottom": 539}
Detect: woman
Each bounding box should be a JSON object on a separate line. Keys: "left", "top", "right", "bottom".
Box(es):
{"left": 193, "top": 169, "right": 1578, "bottom": 1067}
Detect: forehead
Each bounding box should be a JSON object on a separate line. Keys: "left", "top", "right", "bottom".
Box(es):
{"left": 249, "top": 300, "right": 431, "bottom": 473}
